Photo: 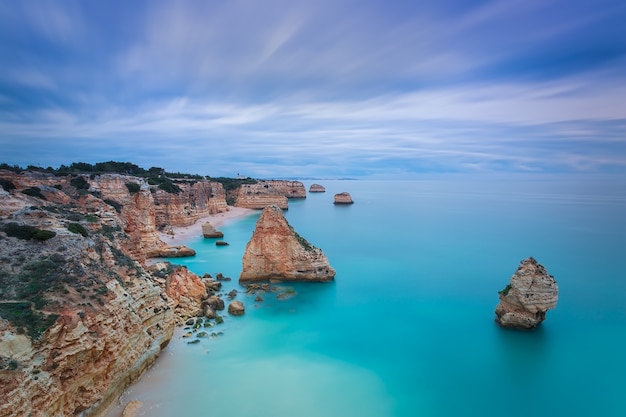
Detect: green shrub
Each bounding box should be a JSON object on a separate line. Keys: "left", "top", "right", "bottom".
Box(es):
{"left": 70, "top": 176, "right": 89, "bottom": 190}
{"left": 22, "top": 187, "right": 46, "bottom": 200}
{"left": 125, "top": 182, "right": 140, "bottom": 194}
{"left": 104, "top": 199, "right": 122, "bottom": 213}
{"left": 32, "top": 230, "right": 56, "bottom": 241}
{"left": 0, "top": 179, "right": 16, "bottom": 191}
{"left": 2, "top": 223, "right": 56, "bottom": 241}
{"left": 498, "top": 284, "right": 512, "bottom": 296}
{"left": 67, "top": 223, "right": 88, "bottom": 237}
{"left": 0, "top": 302, "right": 60, "bottom": 340}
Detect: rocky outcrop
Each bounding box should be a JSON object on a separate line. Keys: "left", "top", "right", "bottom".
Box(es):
{"left": 333, "top": 192, "right": 354, "bottom": 204}
{"left": 309, "top": 184, "right": 326, "bottom": 193}
{"left": 233, "top": 180, "right": 306, "bottom": 210}
{"left": 495, "top": 257, "right": 559, "bottom": 329}
{"left": 239, "top": 205, "right": 336, "bottom": 283}
{"left": 228, "top": 301, "right": 245, "bottom": 316}
{"left": 0, "top": 171, "right": 211, "bottom": 416}
{"left": 152, "top": 180, "right": 228, "bottom": 228}
{"left": 202, "top": 221, "right": 224, "bottom": 238}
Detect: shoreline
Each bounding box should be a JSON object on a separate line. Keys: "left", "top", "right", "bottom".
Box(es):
{"left": 158, "top": 206, "right": 257, "bottom": 246}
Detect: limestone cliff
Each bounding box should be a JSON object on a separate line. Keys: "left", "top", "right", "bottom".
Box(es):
{"left": 333, "top": 192, "right": 354, "bottom": 204}
{"left": 233, "top": 180, "right": 306, "bottom": 210}
{"left": 495, "top": 257, "right": 558, "bottom": 329}
{"left": 0, "top": 171, "right": 210, "bottom": 416}
{"left": 239, "top": 205, "right": 335, "bottom": 283}
{"left": 152, "top": 180, "right": 228, "bottom": 228}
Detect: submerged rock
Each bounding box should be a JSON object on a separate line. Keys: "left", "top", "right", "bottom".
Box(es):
{"left": 239, "top": 205, "right": 336, "bottom": 283}
{"left": 495, "top": 257, "right": 559, "bottom": 329}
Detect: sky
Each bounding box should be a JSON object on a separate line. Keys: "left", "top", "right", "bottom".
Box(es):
{"left": 1, "top": 0, "right": 625, "bottom": 178}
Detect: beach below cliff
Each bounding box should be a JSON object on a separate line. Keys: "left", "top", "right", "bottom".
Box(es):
{"left": 158, "top": 206, "right": 257, "bottom": 246}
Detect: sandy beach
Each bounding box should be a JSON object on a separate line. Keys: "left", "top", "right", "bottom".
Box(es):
{"left": 158, "top": 206, "right": 257, "bottom": 246}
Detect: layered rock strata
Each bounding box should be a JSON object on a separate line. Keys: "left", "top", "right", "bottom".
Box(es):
{"left": 239, "top": 205, "right": 336, "bottom": 283}
{"left": 0, "top": 171, "right": 210, "bottom": 416}
{"left": 233, "top": 180, "right": 306, "bottom": 210}
{"left": 202, "top": 221, "right": 224, "bottom": 238}
{"left": 495, "top": 257, "right": 559, "bottom": 329}
{"left": 309, "top": 184, "right": 326, "bottom": 193}
{"left": 152, "top": 180, "right": 228, "bottom": 228}
{"left": 333, "top": 192, "right": 354, "bottom": 204}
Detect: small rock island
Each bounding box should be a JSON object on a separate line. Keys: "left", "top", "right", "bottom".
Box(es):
{"left": 239, "top": 205, "right": 336, "bottom": 282}
{"left": 333, "top": 192, "right": 353, "bottom": 204}
{"left": 495, "top": 257, "right": 558, "bottom": 329}
{"left": 309, "top": 184, "right": 326, "bottom": 193}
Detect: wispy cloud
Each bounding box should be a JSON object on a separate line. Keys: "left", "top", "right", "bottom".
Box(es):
{"left": 1, "top": 0, "right": 625, "bottom": 177}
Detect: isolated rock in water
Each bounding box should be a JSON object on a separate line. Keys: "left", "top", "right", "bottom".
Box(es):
{"left": 158, "top": 245, "right": 196, "bottom": 257}
{"left": 309, "top": 184, "right": 326, "bottom": 193}
{"left": 202, "top": 221, "right": 224, "bottom": 238}
{"left": 495, "top": 257, "right": 558, "bottom": 329}
{"left": 333, "top": 192, "right": 353, "bottom": 204}
{"left": 239, "top": 205, "right": 336, "bottom": 283}
{"left": 216, "top": 240, "right": 229, "bottom": 246}
{"left": 228, "top": 300, "right": 245, "bottom": 316}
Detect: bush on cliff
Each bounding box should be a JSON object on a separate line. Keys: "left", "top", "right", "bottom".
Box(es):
{"left": 70, "top": 176, "right": 89, "bottom": 190}
{"left": 67, "top": 223, "right": 88, "bottom": 237}
{"left": 22, "top": 187, "right": 46, "bottom": 200}
{"left": 2, "top": 223, "right": 55, "bottom": 241}
{"left": 125, "top": 182, "right": 140, "bottom": 194}
{"left": 0, "top": 302, "right": 59, "bottom": 340}
{"left": 0, "top": 178, "right": 16, "bottom": 191}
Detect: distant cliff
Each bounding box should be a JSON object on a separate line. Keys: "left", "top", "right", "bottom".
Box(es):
{"left": 239, "top": 205, "right": 335, "bottom": 282}
{"left": 233, "top": 180, "right": 306, "bottom": 210}
{"left": 0, "top": 170, "right": 213, "bottom": 416}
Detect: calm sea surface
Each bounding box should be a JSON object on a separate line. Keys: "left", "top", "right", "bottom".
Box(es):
{"left": 107, "top": 176, "right": 626, "bottom": 417}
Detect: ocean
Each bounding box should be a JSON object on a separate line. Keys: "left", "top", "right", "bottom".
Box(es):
{"left": 107, "top": 176, "right": 626, "bottom": 417}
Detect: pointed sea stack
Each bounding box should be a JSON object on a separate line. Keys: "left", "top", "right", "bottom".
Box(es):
{"left": 495, "top": 257, "right": 558, "bottom": 329}
{"left": 239, "top": 205, "right": 336, "bottom": 283}
{"left": 333, "top": 192, "right": 353, "bottom": 204}
{"left": 309, "top": 184, "right": 326, "bottom": 193}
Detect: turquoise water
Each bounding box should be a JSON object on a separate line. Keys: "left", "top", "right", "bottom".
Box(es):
{"left": 110, "top": 176, "right": 626, "bottom": 417}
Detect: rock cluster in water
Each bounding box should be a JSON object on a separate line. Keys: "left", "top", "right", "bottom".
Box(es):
{"left": 239, "top": 205, "right": 336, "bottom": 283}
{"left": 495, "top": 257, "right": 559, "bottom": 329}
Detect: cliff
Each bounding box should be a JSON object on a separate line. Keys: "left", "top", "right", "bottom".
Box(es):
{"left": 152, "top": 180, "right": 228, "bottom": 228}
{"left": 233, "top": 180, "right": 306, "bottom": 210}
{"left": 0, "top": 171, "right": 210, "bottom": 416}
{"left": 333, "top": 192, "right": 354, "bottom": 204}
{"left": 239, "top": 205, "right": 335, "bottom": 283}
{"left": 495, "top": 257, "right": 559, "bottom": 329}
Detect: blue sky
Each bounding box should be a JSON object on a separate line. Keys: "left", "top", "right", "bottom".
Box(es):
{"left": 1, "top": 0, "right": 625, "bottom": 178}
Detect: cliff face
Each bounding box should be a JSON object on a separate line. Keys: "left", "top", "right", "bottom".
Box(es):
{"left": 233, "top": 180, "right": 306, "bottom": 210}
{"left": 495, "top": 257, "right": 558, "bottom": 329}
{"left": 152, "top": 181, "right": 228, "bottom": 228}
{"left": 0, "top": 171, "right": 209, "bottom": 416}
{"left": 239, "top": 205, "right": 335, "bottom": 283}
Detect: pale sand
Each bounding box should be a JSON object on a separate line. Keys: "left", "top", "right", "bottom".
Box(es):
{"left": 158, "top": 206, "right": 257, "bottom": 246}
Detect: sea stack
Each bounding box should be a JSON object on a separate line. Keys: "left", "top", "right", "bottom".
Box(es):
{"left": 309, "top": 184, "right": 326, "bottom": 193}
{"left": 239, "top": 205, "right": 336, "bottom": 283}
{"left": 202, "top": 221, "right": 224, "bottom": 238}
{"left": 495, "top": 257, "right": 558, "bottom": 329}
{"left": 333, "top": 192, "right": 354, "bottom": 204}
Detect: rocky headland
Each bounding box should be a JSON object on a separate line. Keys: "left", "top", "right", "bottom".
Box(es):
{"left": 495, "top": 257, "right": 559, "bottom": 329}
{"left": 333, "top": 192, "right": 354, "bottom": 204}
{"left": 0, "top": 167, "right": 234, "bottom": 416}
{"left": 239, "top": 205, "right": 336, "bottom": 283}
{"left": 233, "top": 180, "right": 306, "bottom": 210}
